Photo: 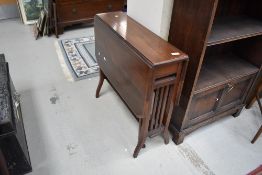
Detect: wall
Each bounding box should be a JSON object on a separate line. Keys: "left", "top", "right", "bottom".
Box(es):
{"left": 0, "top": 0, "right": 16, "bottom": 5}
{"left": 0, "top": 0, "right": 19, "bottom": 20}
{"left": 127, "top": 0, "right": 174, "bottom": 40}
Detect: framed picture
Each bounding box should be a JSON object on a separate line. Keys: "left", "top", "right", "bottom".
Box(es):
{"left": 17, "top": 0, "right": 43, "bottom": 24}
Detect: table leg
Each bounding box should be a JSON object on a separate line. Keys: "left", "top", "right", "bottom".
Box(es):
{"left": 53, "top": 2, "right": 58, "bottom": 38}
{"left": 133, "top": 117, "right": 150, "bottom": 158}
{"left": 96, "top": 69, "right": 106, "bottom": 98}
{"left": 252, "top": 126, "right": 262, "bottom": 144}
{"left": 251, "top": 94, "right": 262, "bottom": 144}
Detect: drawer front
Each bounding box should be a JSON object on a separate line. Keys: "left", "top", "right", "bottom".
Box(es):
{"left": 218, "top": 75, "right": 255, "bottom": 110}
{"left": 154, "top": 63, "right": 178, "bottom": 79}
{"left": 56, "top": 0, "right": 83, "bottom": 5}
{"left": 188, "top": 85, "right": 224, "bottom": 122}
{"left": 57, "top": 0, "right": 124, "bottom": 22}
{"left": 57, "top": 4, "right": 91, "bottom": 21}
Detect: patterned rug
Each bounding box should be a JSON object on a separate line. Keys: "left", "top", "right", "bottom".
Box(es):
{"left": 55, "top": 36, "right": 99, "bottom": 81}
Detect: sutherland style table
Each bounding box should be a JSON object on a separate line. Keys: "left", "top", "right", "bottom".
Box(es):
{"left": 94, "top": 12, "right": 188, "bottom": 158}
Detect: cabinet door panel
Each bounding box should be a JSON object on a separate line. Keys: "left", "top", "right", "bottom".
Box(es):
{"left": 189, "top": 86, "right": 224, "bottom": 121}
{"left": 219, "top": 76, "right": 254, "bottom": 110}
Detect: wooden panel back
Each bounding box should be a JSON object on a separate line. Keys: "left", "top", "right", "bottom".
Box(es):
{"left": 235, "top": 36, "right": 262, "bottom": 67}
{"left": 215, "top": 0, "right": 262, "bottom": 20}
{"left": 245, "top": 0, "right": 262, "bottom": 20}
{"left": 236, "top": 36, "right": 262, "bottom": 107}
{"left": 215, "top": 0, "right": 248, "bottom": 17}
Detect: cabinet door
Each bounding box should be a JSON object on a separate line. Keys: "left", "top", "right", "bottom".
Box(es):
{"left": 188, "top": 85, "right": 224, "bottom": 125}
{"left": 218, "top": 76, "right": 255, "bottom": 111}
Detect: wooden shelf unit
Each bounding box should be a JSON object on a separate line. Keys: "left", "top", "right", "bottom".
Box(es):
{"left": 195, "top": 52, "right": 259, "bottom": 94}
{"left": 168, "top": 0, "right": 262, "bottom": 144}
{"left": 208, "top": 16, "right": 262, "bottom": 46}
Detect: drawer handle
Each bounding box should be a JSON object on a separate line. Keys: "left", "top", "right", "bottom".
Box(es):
{"left": 72, "top": 8, "right": 77, "bottom": 14}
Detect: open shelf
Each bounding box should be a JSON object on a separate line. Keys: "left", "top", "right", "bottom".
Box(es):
{"left": 195, "top": 52, "right": 259, "bottom": 94}
{"left": 207, "top": 16, "right": 262, "bottom": 46}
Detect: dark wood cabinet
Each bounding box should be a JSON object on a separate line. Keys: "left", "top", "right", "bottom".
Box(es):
{"left": 94, "top": 12, "right": 188, "bottom": 157}
{"left": 168, "top": 0, "right": 262, "bottom": 144}
{"left": 52, "top": 0, "right": 125, "bottom": 37}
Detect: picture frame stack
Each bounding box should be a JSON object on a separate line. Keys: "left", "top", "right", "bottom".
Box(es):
{"left": 16, "top": 0, "right": 43, "bottom": 25}
{"left": 33, "top": 9, "right": 47, "bottom": 39}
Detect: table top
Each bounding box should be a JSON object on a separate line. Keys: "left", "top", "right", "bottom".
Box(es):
{"left": 95, "top": 12, "right": 188, "bottom": 66}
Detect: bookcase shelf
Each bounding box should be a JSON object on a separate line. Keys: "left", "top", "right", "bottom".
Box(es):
{"left": 208, "top": 16, "right": 262, "bottom": 46}
{"left": 195, "top": 53, "right": 259, "bottom": 94}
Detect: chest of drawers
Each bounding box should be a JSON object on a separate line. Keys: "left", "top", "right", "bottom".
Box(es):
{"left": 53, "top": 0, "right": 125, "bottom": 37}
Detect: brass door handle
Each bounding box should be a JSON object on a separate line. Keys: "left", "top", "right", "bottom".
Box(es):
{"left": 227, "top": 83, "right": 234, "bottom": 93}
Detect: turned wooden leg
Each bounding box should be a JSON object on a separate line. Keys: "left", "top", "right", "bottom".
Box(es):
{"left": 96, "top": 69, "right": 105, "bottom": 98}
{"left": 246, "top": 85, "right": 262, "bottom": 109}
{"left": 0, "top": 149, "right": 9, "bottom": 175}
{"left": 133, "top": 118, "right": 150, "bottom": 158}
{"left": 53, "top": 2, "right": 59, "bottom": 38}
{"left": 57, "top": 26, "right": 64, "bottom": 35}
{"left": 251, "top": 126, "right": 262, "bottom": 144}
{"left": 251, "top": 94, "right": 262, "bottom": 144}
{"left": 133, "top": 139, "right": 146, "bottom": 158}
